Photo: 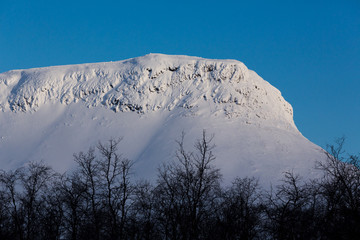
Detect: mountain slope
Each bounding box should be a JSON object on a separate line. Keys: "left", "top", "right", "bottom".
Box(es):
{"left": 0, "top": 54, "right": 325, "bottom": 186}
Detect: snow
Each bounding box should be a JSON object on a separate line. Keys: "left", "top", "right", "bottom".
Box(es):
{"left": 0, "top": 54, "right": 326, "bottom": 187}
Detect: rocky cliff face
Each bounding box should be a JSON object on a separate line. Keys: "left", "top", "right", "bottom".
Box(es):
{"left": 0, "top": 54, "right": 295, "bottom": 131}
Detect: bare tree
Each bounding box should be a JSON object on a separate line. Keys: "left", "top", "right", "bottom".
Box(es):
{"left": 38, "top": 177, "right": 64, "bottom": 240}
{"left": 73, "top": 138, "right": 134, "bottom": 240}
{"left": 19, "top": 161, "right": 55, "bottom": 240}
{"left": 316, "top": 137, "right": 360, "bottom": 239}
{"left": 73, "top": 148, "right": 102, "bottom": 240}
{"left": 131, "top": 180, "right": 159, "bottom": 240}
{"left": 97, "top": 138, "right": 134, "bottom": 240}
{"left": 155, "top": 130, "right": 222, "bottom": 240}
{"left": 264, "top": 171, "right": 319, "bottom": 240}
{"left": 58, "top": 173, "right": 87, "bottom": 240}
{"left": 216, "top": 177, "right": 263, "bottom": 240}
{"left": 0, "top": 169, "right": 23, "bottom": 240}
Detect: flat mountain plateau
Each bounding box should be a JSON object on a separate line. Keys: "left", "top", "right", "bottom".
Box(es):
{"left": 0, "top": 54, "right": 325, "bottom": 186}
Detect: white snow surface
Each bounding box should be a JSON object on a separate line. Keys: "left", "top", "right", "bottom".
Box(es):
{"left": 0, "top": 54, "right": 325, "bottom": 187}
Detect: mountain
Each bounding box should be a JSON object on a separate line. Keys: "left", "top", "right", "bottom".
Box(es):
{"left": 0, "top": 54, "right": 325, "bottom": 186}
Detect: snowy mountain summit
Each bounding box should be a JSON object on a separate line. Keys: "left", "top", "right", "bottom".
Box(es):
{"left": 0, "top": 54, "right": 324, "bottom": 186}
{"left": 1, "top": 54, "right": 294, "bottom": 130}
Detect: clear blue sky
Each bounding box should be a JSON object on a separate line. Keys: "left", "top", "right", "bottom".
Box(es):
{"left": 1, "top": 0, "right": 359, "bottom": 154}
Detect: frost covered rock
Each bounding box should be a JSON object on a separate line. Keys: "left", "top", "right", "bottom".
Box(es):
{"left": 0, "top": 54, "right": 295, "bottom": 131}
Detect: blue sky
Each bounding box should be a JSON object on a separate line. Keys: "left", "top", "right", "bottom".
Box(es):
{"left": 0, "top": 0, "right": 359, "bottom": 154}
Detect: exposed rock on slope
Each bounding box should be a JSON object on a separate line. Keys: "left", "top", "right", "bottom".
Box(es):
{"left": 1, "top": 54, "right": 295, "bottom": 130}
{"left": 0, "top": 54, "right": 324, "bottom": 186}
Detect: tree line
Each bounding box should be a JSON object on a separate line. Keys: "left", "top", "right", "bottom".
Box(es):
{"left": 0, "top": 132, "right": 359, "bottom": 240}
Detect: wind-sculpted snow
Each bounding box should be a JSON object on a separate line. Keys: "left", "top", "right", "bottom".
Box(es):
{"left": 0, "top": 54, "right": 325, "bottom": 186}
{"left": 0, "top": 54, "right": 295, "bottom": 131}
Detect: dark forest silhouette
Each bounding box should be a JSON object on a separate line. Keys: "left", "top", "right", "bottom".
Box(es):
{"left": 0, "top": 132, "right": 359, "bottom": 240}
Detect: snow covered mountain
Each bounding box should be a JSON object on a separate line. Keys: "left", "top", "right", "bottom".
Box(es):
{"left": 0, "top": 54, "right": 325, "bottom": 186}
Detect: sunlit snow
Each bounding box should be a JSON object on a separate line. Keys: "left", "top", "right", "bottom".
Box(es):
{"left": 0, "top": 54, "right": 325, "bottom": 187}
